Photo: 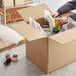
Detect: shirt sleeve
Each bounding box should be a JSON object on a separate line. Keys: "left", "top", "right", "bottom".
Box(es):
{"left": 57, "top": 0, "right": 76, "bottom": 15}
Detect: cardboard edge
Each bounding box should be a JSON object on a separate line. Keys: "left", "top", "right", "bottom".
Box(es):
{"left": 0, "top": 39, "right": 25, "bottom": 52}
{"left": 49, "top": 27, "right": 76, "bottom": 44}
{"left": 26, "top": 37, "right": 48, "bottom": 73}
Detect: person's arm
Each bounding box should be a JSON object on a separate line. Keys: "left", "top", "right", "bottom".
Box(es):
{"left": 57, "top": 0, "right": 76, "bottom": 15}
{"left": 69, "top": 14, "right": 76, "bottom": 21}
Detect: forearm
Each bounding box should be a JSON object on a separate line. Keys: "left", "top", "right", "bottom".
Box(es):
{"left": 57, "top": 0, "right": 76, "bottom": 15}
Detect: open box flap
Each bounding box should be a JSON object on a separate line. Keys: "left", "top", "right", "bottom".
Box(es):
{"left": 0, "top": 39, "right": 13, "bottom": 52}
{"left": 10, "top": 22, "right": 46, "bottom": 41}
{"left": 18, "top": 4, "right": 50, "bottom": 22}
{"left": 49, "top": 27, "right": 76, "bottom": 44}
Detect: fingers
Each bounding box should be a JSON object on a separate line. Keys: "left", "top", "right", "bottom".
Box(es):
{"left": 58, "top": 17, "right": 68, "bottom": 25}
{"left": 51, "top": 12, "right": 59, "bottom": 17}
{"left": 52, "top": 13, "right": 68, "bottom": 25}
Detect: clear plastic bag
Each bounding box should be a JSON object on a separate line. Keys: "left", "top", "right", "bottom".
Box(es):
{"left": 61, "top": 17, "right": 76, "bottom": 31}
{"left": 44, "top": 10, "right": 54, "bottom": 33}
{"left": 0, "top": 24, "right": 24, "bottom": 44}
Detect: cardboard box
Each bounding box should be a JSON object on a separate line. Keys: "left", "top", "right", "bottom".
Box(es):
{"left": 16, "top": 4, "right": 76, "bottom": 73}
{"left": 2, "top": 0, "right": 14, "bottom": 7}
{"left": 0, "top": 23, "right": 25, "bottom": 52}
{"left": 10, "top": 21, "right": 76, "bottom": 73}
{"left": 24, "top": 0, "right": 33, "bottom": 5}
{"left": 15, "top": 0, "right": 24, "bottom": 6}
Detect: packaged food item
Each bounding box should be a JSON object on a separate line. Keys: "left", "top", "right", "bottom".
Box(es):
{"left": 53, "top": 26, "right": 60, "bottom": 33}
{"left": 54, "top": 18, "right": 60, "bottom": 26}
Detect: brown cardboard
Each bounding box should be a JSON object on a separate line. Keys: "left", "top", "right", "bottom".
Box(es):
{"left": 18, "top": 4, "right": 51, "bottom": 22}
{"left": 2, "top": 0, "right": 14, "bottom": 7}
{"left": 0, "top": 39, "right": 25, "bottom": 52}
{"left": 16, "top": 4, "right": 76, "bottom": 73}
{"left": 10, "top": 22, "right": 46, "bottom": 41}
{"left": 49, "top": 27, "right": 76, "bottom": 44}
{"left": 48, "top": 34, "right": 76, "bottom": 73}
{"left": 15, "top": 0, "right": 24, "bottom": 6}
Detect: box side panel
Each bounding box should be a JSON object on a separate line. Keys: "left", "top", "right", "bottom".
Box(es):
{"left": 15, "top": 0, "right": 24, "bottom": 6}
{"left": 2, "top": 0, "right": 14, "bottom": 7}
{"left": 26, "top": 37, "right": 48, "bottom": 72}
{"left": 49, "top": 27, "right": 76, "bottom": 44}
{"left": 47, "top": 39, "right": 76, "bottom": 73}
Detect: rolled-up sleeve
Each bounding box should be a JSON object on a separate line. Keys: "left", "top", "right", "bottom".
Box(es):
{"left": 57, "top": 0, "right": 76, "bottom": 15}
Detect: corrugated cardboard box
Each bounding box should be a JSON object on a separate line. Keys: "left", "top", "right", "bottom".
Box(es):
{"left": 15, "top": 0, "right": 24, "bottom": 6}
{"left": 10, "top": 21, "right": 76, "bottom": 73}
{"left": 2, "top": 0, "right": 14, "bottom": 7}
{"left": 16, "top": 4, "right": 76, "bottom": 73}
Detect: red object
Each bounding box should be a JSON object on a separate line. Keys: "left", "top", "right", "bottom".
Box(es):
{"left": 5, "top": 54, "right": 10, "bottom": 57}
{"left": 7, "top": 58, "right": 13, "bottom": 62}
{"left": 3, "top": 58, "right": 13, "bottom": 66}
{"left": 4, "top": 63, "right": 7, "bottom": 65}
{"left": 5, "top": 54, "right": 10, "bottom": 59}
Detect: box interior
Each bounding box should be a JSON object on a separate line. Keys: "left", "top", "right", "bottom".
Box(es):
{"left": 27, "top": 17, "right": 76, "bottom": 44}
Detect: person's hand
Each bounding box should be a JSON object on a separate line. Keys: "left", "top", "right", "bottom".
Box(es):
{"left": 58, "top": 17, "right": 68, "bottom": 26}
{"left": 52, "top": 12, "right": 59, "bottom": 17}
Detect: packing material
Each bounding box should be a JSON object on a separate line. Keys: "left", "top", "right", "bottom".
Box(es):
{"left": 0, "top": 24, "right": 24, "bottom": 44}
